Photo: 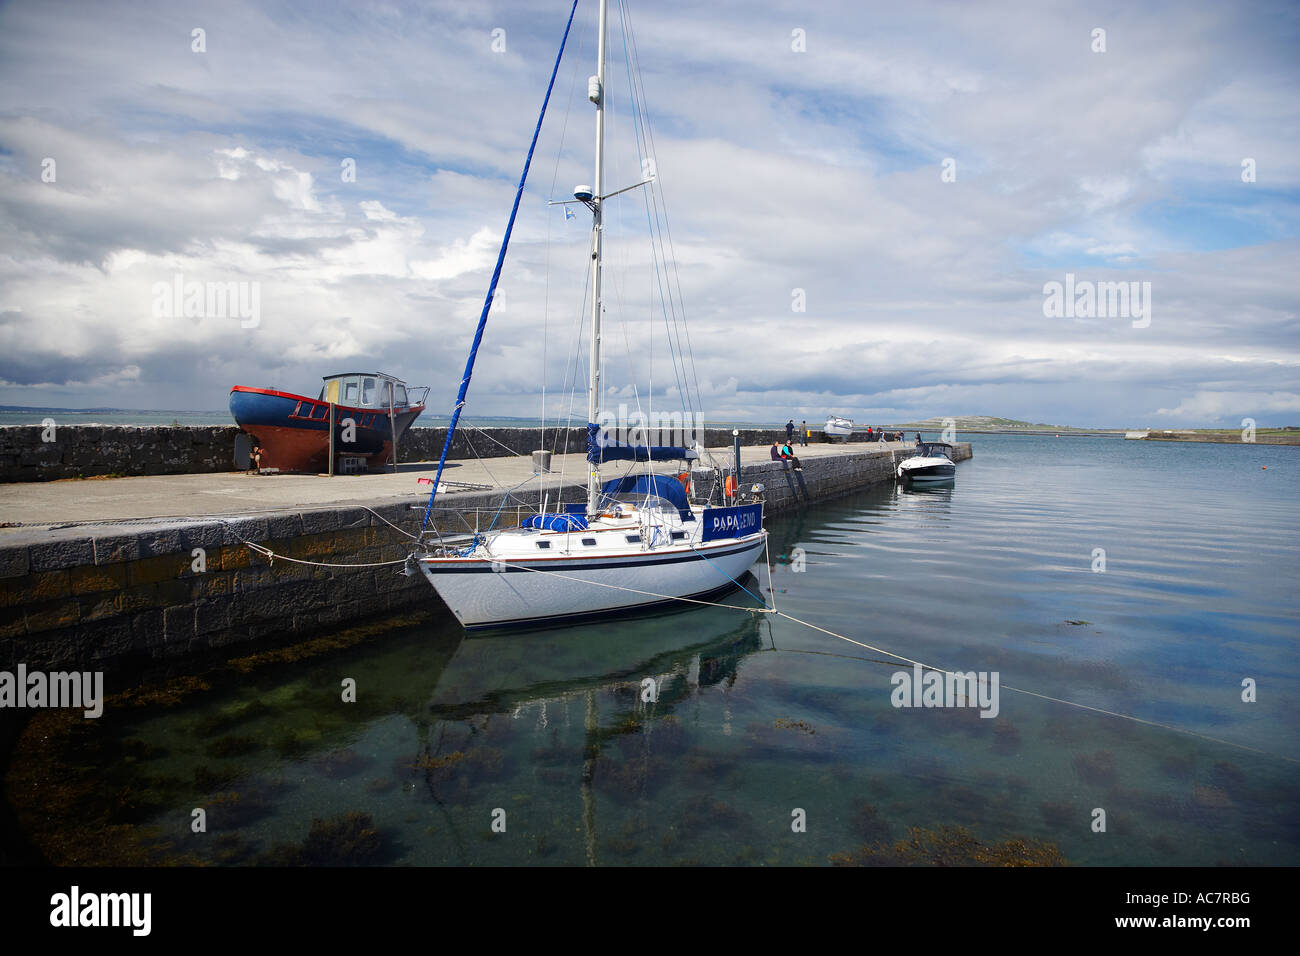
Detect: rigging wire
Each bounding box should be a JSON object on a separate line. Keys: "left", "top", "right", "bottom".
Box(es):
{"left": 622, "top": 0, "right": 706, "bottom": 414}
{"left": 616, "top": 4, "right": 692, "bottom": 424}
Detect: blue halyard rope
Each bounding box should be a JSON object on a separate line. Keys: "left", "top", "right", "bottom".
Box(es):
{"left": 420, "top": 0, "right": 580, "bottom": 537}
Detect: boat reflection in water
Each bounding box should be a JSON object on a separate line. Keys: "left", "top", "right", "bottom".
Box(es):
{"left": 14, "top": 582, "right": 769, "bottom": 867}
{"left": 415, "top": 588, "right": 769, "bottom": 864}
{"left": 425, "top": 587, "right": 766, "bottom": 716}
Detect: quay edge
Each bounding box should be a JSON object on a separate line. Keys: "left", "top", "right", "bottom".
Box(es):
{"left": 0, "top": 442, "right": 970, "bottom": 669}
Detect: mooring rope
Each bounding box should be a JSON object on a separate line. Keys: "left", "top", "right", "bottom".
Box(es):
{"left": 216, "top": 519, "right": 408, "bottom": 569}
{"left": 769, "top": 609, "right": 1299, "bottom": 766}
{"left": 212, "top": 509, "right": 1297, "bottom": 767}
{"left": 417, "top": 533, "right": 1298, "bottom": 765}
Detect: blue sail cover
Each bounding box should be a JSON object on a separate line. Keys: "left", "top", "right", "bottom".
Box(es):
{"left": 522, "top": 513, "right": 588, "bottom": 531}
{"left": 601, "top": 474, "right": 693, "bottom": 520}
{"left": 586, "top": 422, "right": 697, "bottom": 464}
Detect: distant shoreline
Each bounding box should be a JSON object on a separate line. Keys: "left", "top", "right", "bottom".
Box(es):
{"left": 1124, "top": 430, "right": 1300, "bottom": 446}
{"left": 0, "top": 407, "right": 1292, "bottom": 438}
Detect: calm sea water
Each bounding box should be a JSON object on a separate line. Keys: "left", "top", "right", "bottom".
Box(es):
{"left": 6, "top": 434, "right": 1297, "bottom": 865}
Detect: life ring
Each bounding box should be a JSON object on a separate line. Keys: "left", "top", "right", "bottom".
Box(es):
{"left": 724, "top": 475, "right": 737, "bottom": 498}
{"left": 677, "top": 471, "right": 692, "bottom": 495}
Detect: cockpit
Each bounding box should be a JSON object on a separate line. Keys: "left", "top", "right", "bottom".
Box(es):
{"left": 317, "top": 373, "right": 412, "bottom": 409}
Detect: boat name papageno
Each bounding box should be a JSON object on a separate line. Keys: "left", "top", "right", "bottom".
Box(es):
{"left": 1042, "top": 273, "right": 1151, "bottom": 328}
{"left": 0, "top": 665, "right": 103, "bottom": 718}
{"left": 890, "top": 664, "right": 1000, "bottom": 718}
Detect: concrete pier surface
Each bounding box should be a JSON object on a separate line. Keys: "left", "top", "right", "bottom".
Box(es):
{"left": 0, "top": 440, "right": 970, "bottom": 669}
{"left": 0, "top": 439, "right": 926, "bottom": 527}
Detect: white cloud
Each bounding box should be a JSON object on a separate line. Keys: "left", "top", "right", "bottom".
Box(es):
{"left": 0, "top": 0, "right": 1294, "bottom": 426}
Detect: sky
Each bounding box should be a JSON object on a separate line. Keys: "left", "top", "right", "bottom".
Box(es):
{"left": 0, "top": 0, "right": 1296, "bottom": 428}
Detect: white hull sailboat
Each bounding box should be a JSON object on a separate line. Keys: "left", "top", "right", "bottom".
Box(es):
{"left": 410, "top": 0, "right": 767, "bottom": 630}
{"left": 420, "top": 523, "right": 767, "bottom": 630}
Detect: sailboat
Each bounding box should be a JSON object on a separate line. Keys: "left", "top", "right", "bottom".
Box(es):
{"left": 409, "top": 0, "right": 768, "bottom": 630}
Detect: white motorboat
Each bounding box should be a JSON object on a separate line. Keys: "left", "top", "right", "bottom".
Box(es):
{"left": 897, "top": 441, "right": 957, "bottom": 484}
{"left": 409, "top": 0, "right": 767, "bottom": 630}
{"left": 824, "top": 415, "right": 854, "bottom": 440}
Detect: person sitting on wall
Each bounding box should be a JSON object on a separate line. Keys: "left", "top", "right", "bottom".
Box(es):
{"left": 779, "top": 442, "right": 802, "bottom": 471}
{"left": 770, "top": 443, "right": 783, "bottom": 461}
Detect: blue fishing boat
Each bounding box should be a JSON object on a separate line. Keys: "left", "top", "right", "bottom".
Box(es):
{"left": 229, "top": 372, "right": 428, "bottom": 472}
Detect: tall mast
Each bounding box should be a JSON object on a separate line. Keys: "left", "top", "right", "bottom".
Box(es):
{"left": 586, "top": 0, "right": 608, "bottom": 516}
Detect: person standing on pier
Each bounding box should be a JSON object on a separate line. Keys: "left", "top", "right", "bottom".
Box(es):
{"left": 786, "top": 419, "right": 795, "bottom": 443}
{"left": 800, "top": 421, "right": 808, "bottom": 446}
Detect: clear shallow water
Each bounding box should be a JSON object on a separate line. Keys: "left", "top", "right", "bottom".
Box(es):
{"left": 8, "top": 434, "right": 1298, "bottom": 865}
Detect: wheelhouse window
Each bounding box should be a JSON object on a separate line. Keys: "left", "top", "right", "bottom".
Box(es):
{"left": 362, "top": 377, "right": 377, "bottom": 406}
{"left": 343, "top": 381, "right": 359, "bottom": 404}
{"left": 393, "top": 384, "right": 407, "bottom": 406}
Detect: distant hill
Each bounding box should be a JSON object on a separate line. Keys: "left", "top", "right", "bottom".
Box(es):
{"left": 900, "top": 415, "right": 1106, "bottom": 431}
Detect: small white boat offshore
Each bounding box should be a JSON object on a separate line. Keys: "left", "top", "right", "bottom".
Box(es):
{"left": 824, "top": 415, "right": 854, "bottom": 440}
{"left": 897, "top": 441, "right": 957, "bottom": 484}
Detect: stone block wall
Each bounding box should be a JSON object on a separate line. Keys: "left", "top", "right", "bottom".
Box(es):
{"left": 1, "top": 423, "right": 906, "bottom": 482}
{"left": 0, "top": 425, "right": 241, "bottom": 482}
